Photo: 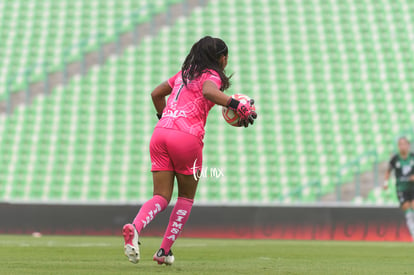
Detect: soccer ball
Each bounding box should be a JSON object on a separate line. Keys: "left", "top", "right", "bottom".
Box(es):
{"left": 222, "top": 94, "right": 255, "bottom": 127}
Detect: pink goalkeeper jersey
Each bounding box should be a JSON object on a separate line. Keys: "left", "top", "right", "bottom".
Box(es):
{"left": 156, "top": 70, "right": 222, "bottom": 140}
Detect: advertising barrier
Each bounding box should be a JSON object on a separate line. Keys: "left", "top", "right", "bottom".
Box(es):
{"left": 0, "top": 203, "right": 410, "bottom": 242}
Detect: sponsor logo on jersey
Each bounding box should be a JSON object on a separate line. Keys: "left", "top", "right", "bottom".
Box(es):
{"left": 162, "top": 110, "right": 187, "bottom": 118}
{"left": 400, "top": 176, "right": 411, "bottom": 182}
{"left": 402, "top": 165, "right": 412, "bottom": 176}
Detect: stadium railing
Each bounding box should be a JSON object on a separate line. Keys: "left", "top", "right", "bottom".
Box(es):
{"left": 289, "top": 180, "right": 322, "bottom": 202}
{"left": 335, "top": 150, "right": 379, "bottom": 201}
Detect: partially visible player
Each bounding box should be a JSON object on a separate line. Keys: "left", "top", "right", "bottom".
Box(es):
{"left": 383, "top": 136, "right": 414, "bottom": 240}
{"left": 122, "top": 36, "right": 257, "bottom": 265}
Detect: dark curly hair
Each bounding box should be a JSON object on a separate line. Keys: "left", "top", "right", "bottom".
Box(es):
{"left": 181, "top": 36, "right": 231, "bottom": 91}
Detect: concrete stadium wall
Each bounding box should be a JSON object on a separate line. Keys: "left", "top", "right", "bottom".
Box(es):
{"left": 0, "top": 203, "right": 410, "bottom": 242}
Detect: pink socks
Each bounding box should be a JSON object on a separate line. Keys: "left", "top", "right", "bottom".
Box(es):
{"left": 133, "top": 195, "right": 168, "bottom": 234}
{"left": 132, "top": 195, "right": 194, "bottom": 254}
{"left": 160, "top": 197, "right": 194, "bottom": 253}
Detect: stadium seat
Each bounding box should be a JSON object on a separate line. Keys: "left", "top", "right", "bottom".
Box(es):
{"left": 0, "top": 0, "right": 184, "bottom": 98}
{"left": 1, "top": 0, "right": 414, "bottom": 204}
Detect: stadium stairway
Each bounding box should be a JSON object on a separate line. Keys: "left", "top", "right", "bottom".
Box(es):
{"left": 322, "top": 162, "right": 388, "bottom": 202}
{"left": 0, "top": 0, "right": 208, "bottom": 114}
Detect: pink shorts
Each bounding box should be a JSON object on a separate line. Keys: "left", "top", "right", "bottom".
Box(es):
{"left": 150, "top": 127, "right": 203, "bottom": 175}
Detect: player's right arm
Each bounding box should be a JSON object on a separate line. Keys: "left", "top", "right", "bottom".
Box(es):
{"left": 151, "top": 81, "right": 172, "bottom": 119}
{"left": 384, "top": 155, "right": 396, "bottom": 190}
{"left": 383, "top": 170, "right": 391, "bottom": 190}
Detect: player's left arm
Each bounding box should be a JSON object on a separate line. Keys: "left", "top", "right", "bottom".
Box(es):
{"left": 202, "top": 80, "right": 230, "bottom": 106}
{"left": 151, "top": 81, "right": 172, "bottom": 118}
{"left": 384, "top": 155, "right": 396, "bottom": 190}
{"left": 203, "top": 80, "right": 257, "bottom": 127}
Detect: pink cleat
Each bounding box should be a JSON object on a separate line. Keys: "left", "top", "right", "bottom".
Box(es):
{"left": 122, "top": 224, "right": 140, "bottom": 264}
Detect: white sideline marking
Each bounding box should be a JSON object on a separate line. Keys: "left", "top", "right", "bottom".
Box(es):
{"left": 65, "top": 243, "right": 112, "bottom": 247}
{"left": 0, "top": 240, "right": 113, "bottom": 247}
{"left": 176, "top": 243, "right": 207, "bottom": 248}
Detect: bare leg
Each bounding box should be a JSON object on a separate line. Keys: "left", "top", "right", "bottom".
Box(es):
{"left": 153, "top": 171, "right": 175, "bottom": 203}
{"left": 402, "top": 201, "right": 414, "bottom": 240}
{"left": 401, "top": 201, "right": 411, "bottom": 212}
{"left": 176, "top": 173, "right": 199, "bottom": 199}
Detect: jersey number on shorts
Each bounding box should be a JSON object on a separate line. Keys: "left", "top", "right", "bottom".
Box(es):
{"left": 174, "top": 84, "right": 184, "bottom": 102}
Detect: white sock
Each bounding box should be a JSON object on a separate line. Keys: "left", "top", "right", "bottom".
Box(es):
{"left": 405, "top": 210, "right": 414, "bottom": 239}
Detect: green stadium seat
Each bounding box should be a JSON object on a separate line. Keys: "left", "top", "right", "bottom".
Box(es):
{"left": 0, "top": 0, "right": 185, "bottom": 99}
{"left": 1, "top": 0, "right": 414, "bottom": 204}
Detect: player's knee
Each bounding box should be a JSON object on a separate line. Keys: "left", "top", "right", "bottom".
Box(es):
{"left": 178, "top": 190, "right": 195, "bottom": 200}
{"left": 154, "top": 192, "right": 172, "bottom": 204}
{"left": 401, "top": 201, "right": 411, "bottom": 211}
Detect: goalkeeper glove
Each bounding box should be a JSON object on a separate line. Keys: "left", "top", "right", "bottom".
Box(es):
{"left": 227, "top": 97, "right": 257, "bottom": 127}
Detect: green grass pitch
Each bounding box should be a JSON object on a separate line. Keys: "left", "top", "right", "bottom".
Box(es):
{"left": 0, "top": 235, "right": 413, "bottom": 274}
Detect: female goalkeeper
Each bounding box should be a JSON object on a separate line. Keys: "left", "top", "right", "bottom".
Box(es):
{"left": 122, "top": 36, "right": 257, "bottom": 265}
